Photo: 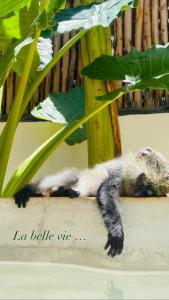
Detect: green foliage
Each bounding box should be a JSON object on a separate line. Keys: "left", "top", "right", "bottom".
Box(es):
{"left": 0, "top": 0, "right": 39, "bottom": 53}
{"left": 0, "top": 0, "right": 32, "bottom": 18}
{"left": 0, "top": 0, "right": 41, "bottom": 87}
{"left": 55, "top": 0, "right": 138, "bottom": 33}
{"left": 48, "top": 0, "right": 66, "bottom": 14}
{"left": 0, "top": 0, "right": 139, "bottom": 196}
{"left": 82, "top": 44, "right": 169, "bottom": 100}
{"left": 0, "top": 37, "right": 33, "bottom": 87}
{"left": 32, "top": 87, "right": 87, "bottom": 145}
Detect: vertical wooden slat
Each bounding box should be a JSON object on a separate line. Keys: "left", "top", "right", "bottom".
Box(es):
{"left": 1, "top": 83, "right": 6, "bottom": 115}
{"left": 68, "top": 31, "right": 77, "bottom": 89}
{"left": 61, "top": 1, "right": 71, "bottom": 92}
{"left": 159, "top": 0, "right": 169, "bottom": 107}
{"left": 44, "top": 74, "right": 51, "bottom": 99}
{"left": 53, "top": 34, "right": 62, "bottom": 93}
{"left": 124, "top": 9, "right": 132, "bottom": 53}
{"left": 124, "top": 8, "right": 133, "bottom": 108}
{"left": 114, "top": 18, "right": 123, "bottom": 56}
{"left": 6, "top": 72, "right": 14, "bottom": 114}
{"left": 61, "top": 32, "right": 70, "bottom": 92}
{"left": 134, "top": 0, "right": 144, "bottom": 108}
{"left": 135, "top": 0, "right": 144, "bottom": 50}
{"left": 30, "top": 89, "right": 39, "bottom": 110}
{"left": 160, "top": 0, "right": 168, "bottom": 44}
{"left": 143, "top": 0, "right": 153, "bottom": 109}
{"left": 143, "top": 0, "right": 152, "bottom": 49}
{"left": 39, "top": 81, "right": 45, "bottom": 102}
{"left": 113, "top": 17, "right": 123, "bottom": 108}
{"left": 77, "top": 42, "right": 83, "bottom": 86}
{"left": 152, "top": 0, "right": 159, "bottom": 44}
{"left": 152, "top": 0, "right": 162, "bottom": 106}
{"left": 73, "top": 0, "right": 82, "bottom": 87}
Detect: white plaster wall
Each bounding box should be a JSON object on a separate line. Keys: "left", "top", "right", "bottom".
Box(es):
{"left": 0, "top": 197, "right": 169, "bottom": 270}
{"left": 1, "top": 113, "right": 169, "bottom": 184}
{"left": 120, "top": 113, "right": 169, "bottom": 156}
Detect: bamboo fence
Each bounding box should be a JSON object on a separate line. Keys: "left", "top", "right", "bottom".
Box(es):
{"left": 1, "top": 0, "right": 169, "bottom": 118}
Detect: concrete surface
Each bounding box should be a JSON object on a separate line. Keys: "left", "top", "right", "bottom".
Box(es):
{"left": 0, "top": 197, "right": 169, "bottom": 270}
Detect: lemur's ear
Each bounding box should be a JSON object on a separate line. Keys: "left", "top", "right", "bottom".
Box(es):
{"left": 136, "top": 173, "right": 149, "bottom": 187}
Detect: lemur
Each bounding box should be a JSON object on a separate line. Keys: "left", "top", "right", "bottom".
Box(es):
{"left": 14, "top": 147, "right": 169, "bottom": 258}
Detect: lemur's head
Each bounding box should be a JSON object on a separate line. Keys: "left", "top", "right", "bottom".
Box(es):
{"left": 135, "top": 147, "right": 169, "bottom": 196}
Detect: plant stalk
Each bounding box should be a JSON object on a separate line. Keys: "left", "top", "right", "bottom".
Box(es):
{"left": 20, "top": 30, "right": 87, "bottom": 117}
{"left": 81, "top": 19, "right": 115, "bottom": 166}
{"left": 0, "top": 0, "right": 50, "bottom": 193}
{"left": 3, "top": 92, "right": 122, "bottom": 196}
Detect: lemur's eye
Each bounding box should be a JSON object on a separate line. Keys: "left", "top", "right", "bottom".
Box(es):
{"left": 145, "top": 148, "right": 152, "bottom": 152}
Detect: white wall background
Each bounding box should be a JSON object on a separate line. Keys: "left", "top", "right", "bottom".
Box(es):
{"left": 1, "top": 113, "right": 169, "bottom": 184}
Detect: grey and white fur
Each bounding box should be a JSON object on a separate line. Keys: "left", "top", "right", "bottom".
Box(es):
{"left": 14, "top": 147, "right": 169, "bottom": 257}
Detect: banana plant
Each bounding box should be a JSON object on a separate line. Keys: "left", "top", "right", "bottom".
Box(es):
{"left": 0, "top": 0, "right": 138, "bottom": 196}
{"left": 81, "top": 45, "right": 169, "bottom": 99}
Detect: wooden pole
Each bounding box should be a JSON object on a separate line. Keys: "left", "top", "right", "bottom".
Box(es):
{"left": 152, "top": 0, "right": 159, "bottom": 44}
{"left": 6, "top": 72, "right": 14, "bottom": 114}
{"left": 134, "top": 0, "right": 144, "bottom": 108}
{"left": 143, "top": 0, "right": 153, "bottom": 109}
{"left": 160, "top": 0, "right": 168, "bottom": 45}
{"left": 113, "top": 17, "right": 123, "bottom": 108}
{"left": 124, "top": 8, "right": 133, "bottom": 108}
{"left": 159, "top": 0, "right": 169, "bottom": 107}
{"left": 68, "top": 31, "right": 77, "bottom": 89}
{"left": 61, "top": 32, "right": 70, "bottom": 92}
{"left": 53, "top": 34, "right": 62, "bottom": 93}
{"left": 152, "top": 0, "right": 162, "bottom": 107}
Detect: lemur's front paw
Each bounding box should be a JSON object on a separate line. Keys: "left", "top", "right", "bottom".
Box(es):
{"left": 105, "top": 226, "right": 124, "bottom": 258}
{"left": 14, "top": 185, "right": 31, "bottom": 208}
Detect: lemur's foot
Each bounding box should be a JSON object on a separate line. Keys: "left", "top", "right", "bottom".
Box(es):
{"left": 51, "top": 186, "right": 79, "bottom": 198}
{"left": 14, "top": 184, "right": 38, "bottom": 208}
{"left": 105, "top": 226, "right": 124, "bottom": 258}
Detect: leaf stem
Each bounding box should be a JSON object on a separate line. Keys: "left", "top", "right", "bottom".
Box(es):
{"left": 0, "top": 0, "right": 50, "bottom": 193}
{"left": 3, "top": 95, "right": 117, "bottom": 196}
{"left": 20, "top": 29, "right": 87, "bottom": 117}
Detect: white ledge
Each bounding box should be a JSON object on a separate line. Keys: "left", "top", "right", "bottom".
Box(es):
{"left": 0, "top": 197, "right": 169, "bottom": 270}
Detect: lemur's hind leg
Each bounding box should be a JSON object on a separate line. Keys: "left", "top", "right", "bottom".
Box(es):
{"left": 97, "top": 168, "right": 124, "bottom": 258}
{"left": 14, "top": 168, "right": 79, "bottom": 208}
{"left": 14, "top": 184, "right": 40, "bottom": 208}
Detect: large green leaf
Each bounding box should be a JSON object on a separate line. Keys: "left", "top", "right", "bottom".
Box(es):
{"left": 0, "top": 0, "right": 39, "bottom": 53}
{"left": 48, "top": 0, "right": 66, "bottom": 14}
{"left": 82, "top": 44, "right": 169, "bottom": 100}
{"left": 12, "top": 36, "right": 53, "bottom": 79}
{"left": 12, "top": 46, "right": 40, "bottom": 80}
{"left": 37, "top": 37, "right": 53, "bottom": 70}
{"left": 0, "top": 0, "right": 47, "bottom": 87}
{"left": 3, "top": 93, "right": 115, "bottom": 196}
{"left": 0, "top": 37, "right": 34, "bottom": 87}
{"left": 0, "top": 0, "right": 31, "bottom": 18}
{"left": 31, "top": 87, "right": 87, "bottom": 145}
{"left": 55, "top": 0, "right": 138, "bottom": 33}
